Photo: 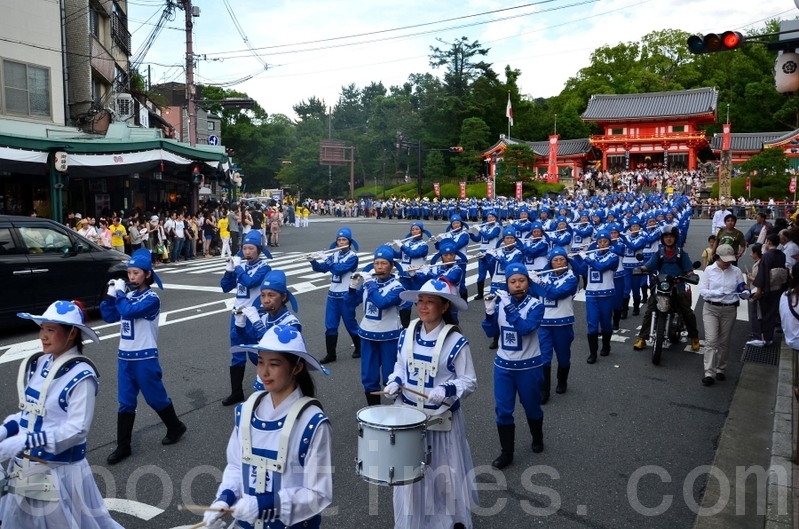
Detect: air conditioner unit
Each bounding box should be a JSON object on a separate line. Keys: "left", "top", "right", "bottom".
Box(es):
{"left": 116, "top": 93, "right": 133, "bottom": 121}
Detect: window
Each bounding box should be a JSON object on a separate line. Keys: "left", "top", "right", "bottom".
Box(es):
{"left": 90, "top": 8, "right": 100, "bottom": 37}
{"left": 19, "top": 226, "right": 71, "bottom": 254}
{"left": 0, "top": 228, "right": 18, "bottom": 255}
{"left": 611, "top": 128, "right": 624, "bottom": 135}
{"left": 672, "top": 125, "right": 685, "bottom": 132}
{"left": 3, "top": 61, "right": 50, "bottom": 118}
{"left": 208, "top": 121, "right": 215, "bottom": 131}
{"left": 92, "top": 78, "right": 103, "bottom": 104}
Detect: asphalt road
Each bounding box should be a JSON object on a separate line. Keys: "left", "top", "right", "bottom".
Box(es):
{"left": 0, "top": 216, "right": 756, "bottom": 529}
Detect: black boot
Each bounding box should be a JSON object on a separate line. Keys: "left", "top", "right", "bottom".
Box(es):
{"left": 474, "top": 280, "right": 485, "bottom": 301}
{"left": 350, "top": 334, "right": 361, "bottom": 358}
{"left": 400, "top": 308, "right": 411, "bottom": 328}
{"left": 527, "top": 417, "right": 544, "bottom": 453}
{"left": 222, "top": 366, "right": 246, "bottom": 406}
{"left": 320, "top": 335, "right": 337, "bottom": 364}
{"left": 541, "top": 366, "right": 551, "bottom": 405}
{"left": 555, "top": 366, "right": 570, "bottom": 394}
{"left": 491, "top": 424, "right": 515, "bottom": 469}
{"left": 587, "top": 334, "right": 599, "bottom": 364}
{"left": 156, "top": 403, "right": 187, "bottom": 445}
{"left": 365, "top": 391, "right": 381, "bottom": 406}
{"left": 613, "top": 310, "right": 621, "bottom": 331}
{"left": 489, "top": 334, "right": 499, "bottom": 350}
{"left": 632, "top": 300, "right": 640, "bottom": 316}
{"left": 641, "top": 286, "right": 648, "bottom": 303}
{"left": 600, "top": 332, "right": 612, "bottom": 356}
{"left": 107, "top": 412, "right": 135, "bottom": 465}
{"left": 621, "top": 297, "right": 630, "bottom": 319}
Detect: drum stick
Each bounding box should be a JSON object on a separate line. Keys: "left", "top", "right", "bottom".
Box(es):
{"left": 179, "top": 504, "right": 235, "bottom": 514}
{"left": 400, "top": 385, "right": 451, "bottom": 407}
{"left": 23, "top": 453, "right": 48, "bottom": 465}
{"left": 188, "top": 522, "right": 207, "bottom": 529}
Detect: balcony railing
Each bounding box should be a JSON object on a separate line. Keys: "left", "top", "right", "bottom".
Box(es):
{"left": 111, "top": 13, "right": 131, "bottom": 55}
{"left": 590, "top": 131, "right": 708, "bottom": 143}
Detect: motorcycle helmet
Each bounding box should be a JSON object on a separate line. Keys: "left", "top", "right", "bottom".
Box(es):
{"left": 661, "top": 226, "right": 679, "bottom": 243}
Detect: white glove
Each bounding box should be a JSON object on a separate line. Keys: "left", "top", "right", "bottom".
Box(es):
{"left": 242, "top": 306, "right": 260, "bottom": 324}
{"left": 225, "top": 258, "right": 236, "bottom": 272}
{"left": 232, "top": 256, "right": 242, "bottom": 268}
{"left": 363, "top": 271, "right": 376, "bottom": 284}
{"left": 234, "top": 311, "right": 247, "bottom": 328}
{"left": 496, "top": 290, "right": 510, "bottom": 304}
{"left": 315, "top": 251, "right": 327, "bottom": 261}
{"left": 427, "top": 386, "right": 447, "bottom": 406}
{"left": 113, "top": 278, "right": 127, "bottom": 292}
{"left": 384, "top": 381, "right": 400, "bottom": 396}
{"left": 529, "top": 271, "right": 542, "bottom": 284}
{"left": 469, "top": 225, "right": 480, "bottom": 235}
{"left": 203, "top": 520, "right": 226, "bottom": 529}
{"left": 392, "top": 240, "right": 402, "bottom": 251}
{"left": 477, "top": 252, "right": 486, "bottom": 260}
{"left": 484, "top": 296, "right": 497, "bottom": 315}
{"left": 106, "top": 281, "right": 117, "bottom": 297}
{"left": 232, "top": 494, "right": 260, "bottom": 523}
{"left": 202, "top": 501, "right": 229, "bottom": 527}
{"left": 579, "top": 251, "right": 587, "bottom": 260}
{"left": 0, "top": 434, "right": 26, "bottom": 461}
{"left": 738, "top": 290, "right": 751, "bottom": 300}
{"left": 349, "top": 275, "right": 364, "bottom": 289}
{"left": 305, "top": 253, "right": 316, "bottom": 262}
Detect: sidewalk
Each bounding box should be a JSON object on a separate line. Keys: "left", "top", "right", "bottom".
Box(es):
{"left": 694, "top": 341, "right": 797, "bottom": 529}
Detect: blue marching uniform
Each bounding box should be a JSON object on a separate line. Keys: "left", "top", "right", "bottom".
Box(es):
{"left": 606, "top": 223, "right": 627, "bottom": 330}
{"left": 482, "top": 263, "right": 549, "bottom": 467}
{"left": 347, "top": 264, "right": 405, "bottom": 401}
{"left": 312, "top": 227, "right": 361, "bottom": 363}
{"left": 221, "top": 259, "right": 272, "bottom": 365}
{"left": 530, "top": 248, "right": 579, "bottom": 403}
{"left": 468, "top": 213, "right": 501, "bottom": 300}
{"left": 620, "top": 218, "right": 649, "bottom": 316}
{"left": 571, "top": 231, "right": 619, "bottom": 363}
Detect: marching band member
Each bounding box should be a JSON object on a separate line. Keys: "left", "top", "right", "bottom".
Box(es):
{"left": 419, "top": 239, "right": 467, "bottom": 324}
{"left": 620, "top": 216, "right": 649, "bottom": 317}
{"left": 0, "top": 301, "right": 123, "bottom": 528}
{"left": 548, "top": 216, "right": 573, "bottom": 250}
{"left": 220, "top": 231, "right": 273, "bottom": 406}
{"left": 530, "top": 247, "right": 579, "bottom": 404}
{"left": 482, "top": 228, "right": 525, "bottom": 350}
{"left": 606, "top": 223, "right": 627, "bottom": 330}
{"left": 310, "top": 228, "right": 361, "bottom": 364}
{"left": 347, "top": 245, "right": 405, "bottom": 406}
{"left": 202, "top": 325, "right": 332, "bottom": 529}
{"left": 522, "top": 221, "right": 550, "bottom": 273}
{"left": 433, "top": 214, "right": 469, "bottom": 301}
{"left": 571, "top": 230, "right": 620, "bottom": 363}
{"left": 482, "top": 263, "right": 548, "bottom": 469}
{"left": 571, "top": 213, "right": 593, "bottom": 252}
{"left": 383, "top": 279, "right": 478, "bottom": 529}
{"left": 468, "top": 210, "right": 501, "bottom": 300}
{"left": 512, "top": 206, "right": 533, "bottom": 239}
{"left": 639, "top": 214, "right": 662, "bottom": 303}
{"left": 236, "top": 270, "right": 302, "bottom": 391}
{"left": 101, "top": 248, "right": 186, "bottom": 465}
{"left": 538, "top": 207, "right": 554, "bottom": 231}
{"left": 393, "top": 222, "right": 431, "bottom": 327}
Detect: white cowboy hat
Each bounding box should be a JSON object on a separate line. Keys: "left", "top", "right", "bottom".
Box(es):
{"left": 18, "top": 300, "right": 99, "bottom": 343}
{"left": 230, "top": 325, "right": 329, "bottom": 375}
{"left": 399, "top": 278, "right": 468, "bottom": 312}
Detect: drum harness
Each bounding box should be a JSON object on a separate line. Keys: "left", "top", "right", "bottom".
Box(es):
{"left": 239, "top": 392, "right": 322, "bottom": 529}
{"left": 8, "top": 352, "right": 99, "bottom": 501}
{"left": 403, "top": 319, "right": 454, "bottom": 432}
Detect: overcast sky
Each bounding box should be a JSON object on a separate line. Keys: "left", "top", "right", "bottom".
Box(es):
{"left": 129, "top": 0, "right": 795, "bottom": 124}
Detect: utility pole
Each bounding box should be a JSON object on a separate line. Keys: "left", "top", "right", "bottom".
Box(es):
{"left": 328, "top": 107, "right": 332, "bottom": 198}
{"left": 183, "top": 0, "right": 196, "bottom": 147}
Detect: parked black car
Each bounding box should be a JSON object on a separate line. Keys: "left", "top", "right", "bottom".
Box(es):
{"left": 0, "top": 215, "right": 129, "bottom": 330}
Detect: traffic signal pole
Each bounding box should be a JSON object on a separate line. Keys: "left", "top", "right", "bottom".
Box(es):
{"left": 183, "top": 0, "right": 196, "bottom": 147}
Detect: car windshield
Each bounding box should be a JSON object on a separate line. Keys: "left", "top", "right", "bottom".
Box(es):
{"left": 19, "top": 226, "right": 72, "bottom": 254}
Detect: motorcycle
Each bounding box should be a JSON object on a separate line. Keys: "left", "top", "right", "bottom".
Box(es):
{"left": 633, "top": 258, "right": 701, "bottom": 365}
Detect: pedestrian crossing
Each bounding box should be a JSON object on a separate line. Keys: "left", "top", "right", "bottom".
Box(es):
{"left": 159, "top": 251, "right": 749, "bottom": 325}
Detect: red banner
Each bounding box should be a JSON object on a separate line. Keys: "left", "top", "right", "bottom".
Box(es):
{"left": 548, "top": 135, "right": 559, "bottom": 183}
{"left": 486, "top": 180, "right": 493, "bottom": 199}
{"left": 722, "top": 123, "right": 731, "bottom": 151}
{"left": 515, "top": 181, "right": 523, "bottom": 200}
{"left": 790, "top": 177, "right": 796, "bottom": 194}
{"left": 433, "top": 183, "right": 440, "bottom": 197}
{"left": 745, "top": 177, "right": 751, "bottom": 192}
{"left": 459, "top": 182, "right": 466, "bottom": 199}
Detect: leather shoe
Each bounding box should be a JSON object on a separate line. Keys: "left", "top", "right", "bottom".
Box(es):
{"left": 715, "top": 373, "right": 726, "bottom": 381}
{"left": 319, "top": 355, "right": 336, "bottom": 365}
{"left": 701, "top": 376, "right": 715, "bottom": 386}
{"left": 107, "top": 446, "right": 131, "bottom": 465}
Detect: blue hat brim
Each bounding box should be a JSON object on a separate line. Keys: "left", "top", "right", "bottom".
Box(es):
{"left": 17, "top": 313, "right": 100, "bottom": 344}
{"left": 229, "top": 344, "right": 329, "bottom": 375}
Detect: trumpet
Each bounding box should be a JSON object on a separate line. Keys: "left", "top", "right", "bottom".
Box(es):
{"left": 290, "top": 245, "right": 349, "bottom": 263}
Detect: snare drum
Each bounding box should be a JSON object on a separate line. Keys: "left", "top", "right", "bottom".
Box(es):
{"left": 355, "top": 406, "right": 430, "bottom": 486}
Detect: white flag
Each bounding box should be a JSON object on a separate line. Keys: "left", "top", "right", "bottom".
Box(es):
{"left": 506, "top": 95, "right": 513, "bottom": 127}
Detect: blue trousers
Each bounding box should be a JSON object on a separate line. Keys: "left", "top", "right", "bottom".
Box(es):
{"left": 540, "top": 325, "right": 574, "bottom": 367}
{"left": 494, "top": 366, "right": 543, "bottom": 424}
{"left": 171, "top": 238, "right": 184, "bottom": 262}
{"left": 613, "top": 276, "right": 625, "bottom": 311}
{"left": 360, "top": 338, "right": 399, "bottom": 392}
{"left": 477, "top": 256, "right": 489, "bottom": 282}
{"left": 586, "top": 296, "right": 614, "bottom": 334}
{"left": 324, "top": 296, "right": 359, "bottom": 336}
{"left": 117, "top": 358, "right": 172, "bottom": 414}
{"left": 623, "top": 270, "right": 642, "bottom": 301}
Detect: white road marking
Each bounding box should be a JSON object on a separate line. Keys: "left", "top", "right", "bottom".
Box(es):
{"left": 104, "top": 498, "right": 164, "bottom": 520}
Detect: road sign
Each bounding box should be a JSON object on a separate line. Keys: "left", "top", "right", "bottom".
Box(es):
{"left": 208, "top": 135, "right": 219, "bottom": 146}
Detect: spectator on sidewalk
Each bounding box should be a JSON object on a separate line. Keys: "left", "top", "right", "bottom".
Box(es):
{"left": 750, "top": 234, "right": 787, "bottom": 347}
{"left": 779, "top": 229, "right": 799, "bottom": 269}
{"left": 747, "top": 244, "right": 763, "bottom": 341}
{"left": 711, "top": 202, "right": 729, "bottom": 235}
{"left": 745, "top": 212, "right": 771, "bottom": 245}
{"left": 228, "top": 204, "right": 240, "bottom": 255}
{"left": 779, "top": 262, "right": 799, "bottom": 351}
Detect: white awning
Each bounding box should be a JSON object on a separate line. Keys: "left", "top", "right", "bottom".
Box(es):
{"left": 0, "top": 146, "right": 48, "bottom": 164}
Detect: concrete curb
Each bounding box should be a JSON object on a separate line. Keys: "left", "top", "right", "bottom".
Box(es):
{"left": 764, "top": 344, "right": 797, "bottom": 529}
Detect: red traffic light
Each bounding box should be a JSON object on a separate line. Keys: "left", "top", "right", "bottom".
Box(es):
{"left": 686, "top": 31, "right": 744, "bottom": 54}
{"left": 449, "top": 146, "right": 463, "bottom": 153}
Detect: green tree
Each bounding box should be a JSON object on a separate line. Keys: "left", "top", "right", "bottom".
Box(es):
{"left": 500, "top": 144, "right": 536, "bottom": 180}
{"left": 424, "top": 151, "right": 446, "bottom": 183}
{"left": 293, "top": 96, "right": 327, "bottom": 122}
{"left": 741, "top": 147, "right": 789, "bottom": 179}
{"left": 454, "top": 117, "right": 490, "bottom": 180}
